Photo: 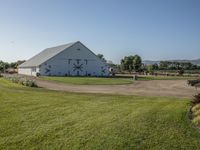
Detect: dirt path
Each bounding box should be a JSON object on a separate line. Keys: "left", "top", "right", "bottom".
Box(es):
{"left": 35, "top": 78, "right": 197, "bottom": 98}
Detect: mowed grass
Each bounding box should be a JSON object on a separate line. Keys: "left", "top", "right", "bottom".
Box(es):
{"left": 1, "top": 78, "right": 200, "bottom": 149}
{"left": 41, "top": 75, "right": 193, "bottom": 86}
{"left": 137, "top": 75, "right": 195, "bottom": 81}
{"left": 41, "top": 76, "right": 133, "bottom": 85}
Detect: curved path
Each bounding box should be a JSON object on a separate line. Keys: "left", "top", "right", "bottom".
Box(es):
{"left": 35, "top": 78, "right": 197, "bottom": 98}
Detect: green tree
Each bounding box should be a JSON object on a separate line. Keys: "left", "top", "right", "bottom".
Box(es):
{"left": 0, "top": 61, "right": 9, "bottom": 72}
{"left": 97, "top": 54, "right": 106, "bottom": 62}
{"left": 147, "top": 65, "right": 154, "bottom": 75}
{"left": 121, "top": 55, "right": 142, "bottom": 73}
{"left": 152, "top": 63, "right": 159, "bottom": 70}
{"left": 133, "top": 55, "right": 142, "bottom": 72}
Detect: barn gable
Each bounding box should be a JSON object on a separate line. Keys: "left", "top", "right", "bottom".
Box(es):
{"left": 19, "top": 42, "right": 76, "bottom": 68}
{"left": 18, "top": 41, "right": 110, "bottom": 76}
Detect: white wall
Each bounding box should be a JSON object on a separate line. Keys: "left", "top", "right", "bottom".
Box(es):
{"left": 39, "top": 42, "right": 110, "bottom": 76}
{"left": 18, "top": 67, "right": 39, "bottom": 76}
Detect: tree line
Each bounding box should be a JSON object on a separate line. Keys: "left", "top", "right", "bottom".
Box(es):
{"left": 158, "top": 61, "right": 200, "bottom": 70}
{"left": 0, "top": 60, "right": 25, "bottom": 72}
{"left": 99, "top": 54, "right": 200, "bottom": 75}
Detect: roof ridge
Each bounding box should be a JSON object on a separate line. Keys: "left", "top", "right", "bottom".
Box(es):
{"left": 45, "top": 41, "right": 78, "bottom": 50}
{"left": 19, "top": 41, "right": 78, "bottom": 68}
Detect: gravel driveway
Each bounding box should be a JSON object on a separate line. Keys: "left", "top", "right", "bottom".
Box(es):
{"left": 35, "top": 78, "right": 197, "bottom": 98}
{"left": 3, "top": 74, "right": 197, "bottom": 98}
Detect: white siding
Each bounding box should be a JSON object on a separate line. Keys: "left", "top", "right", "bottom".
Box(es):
{"left": 18, "top": 67, "right": 39, "bottom": 76}
{"left": 18, "top": 42, "right": 110, "bottom": 77}
{"left": 39, "top": 42, "right": 109, "bottom": 76}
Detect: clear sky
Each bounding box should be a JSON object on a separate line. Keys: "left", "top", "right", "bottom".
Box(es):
{"left": 0, "top": 0, "right": 199, "bottom": 63}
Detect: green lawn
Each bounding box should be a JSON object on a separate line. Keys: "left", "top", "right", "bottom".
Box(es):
{"left": 41, "top": 76, "right": 194, "bottom": 86}
{"left": 137, "top": 75, "right": 195, "bottom": 80}
{"left": 0, "top": 78, "right": 200, "bottom": 149}
{"left": 41, "top": 76, "right": 133, "bottom": 85}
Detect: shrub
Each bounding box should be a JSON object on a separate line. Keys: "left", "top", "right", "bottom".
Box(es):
{"left": 188, "top": 79, "right": 200, "bottom": 87}
{"left": 0, "top": 74, "right": 2, "bottom": 78}
{"left": 20, "top": 79, "right": 37, "bottom": 87}
{"left": 25, "top": 80, "right": 37, "bottom": 87}
{"left": 178, "top": 69, "right": 184, "bottom": 76}
{"left": 193, "top": 109, "right": 200, "bottom": 117}
{"left": 191, "top": 94, "right": 200, "bottom": 105}
{"left": 4, "top": 76, "right": 37, "bottom": 87}
{"left": 19, "top": 79, "right": 24, "bottom": 85}
{"left": 191, "top": 104, "right": 200, "bottom": 113}
{"left": 11, "top": 77, "right": 20, "bottom": 83}
{"left": 192, "top": 116, "right": 200, "bottom": 126}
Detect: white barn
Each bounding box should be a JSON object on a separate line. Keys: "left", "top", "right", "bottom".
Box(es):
{"left": 18, "top": 41, "right": 110, "bottom": 76}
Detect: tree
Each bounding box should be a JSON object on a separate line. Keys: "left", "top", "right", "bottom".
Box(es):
{"left": 152, "top": 63, "right": 159, "bottom": 70}
{"left": 97, "top": 54, "right": 106, "bottom": 62}
{"left": 0, "top": 60, "right": 26, "bottom": 72}
{"left": 10, "top": 62, "right": 17, "bottom": 69}
{"left": 121, "top": 56, "right": 133, "bottom": 73}
{"left": 159, "top": 61, "right": 169, "bottom": 70}
{"left": 146, "top": 65, "right": 154, "bottom": 75}
{"left": 159, "top": 61, "right": 198, "bottom": 71}
{"left": 0, "top": 61, "right": 9, "bottom": 72}
{"left": 16, "top": 60, "right": 26, "bottom": 68}
{"left": 133, "top": 55, "right": 142, "bottom": 72}
{"left": 120, "top": 55, "right": 142, "bottom": 73}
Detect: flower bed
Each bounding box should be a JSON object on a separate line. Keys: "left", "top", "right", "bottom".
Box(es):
{"left": 4, "top": 76, "right": 37, "bottom": 87}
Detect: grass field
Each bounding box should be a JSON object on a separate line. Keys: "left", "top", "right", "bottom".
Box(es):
{"left": 41, "top": 76, "right": 133, "bottom": 85}
{"left": 137, "top": 75, "right": 195, "bottom": 80}
{"left": 1, "top": 78, "right": 200, "bottom": 149}
{"left": 41, "top": 76, "right": 194, "bottom": 85}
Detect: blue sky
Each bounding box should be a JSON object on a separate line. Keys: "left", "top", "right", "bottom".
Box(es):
{"left": 0, "top": 0, "right": 200, "bottom": 63}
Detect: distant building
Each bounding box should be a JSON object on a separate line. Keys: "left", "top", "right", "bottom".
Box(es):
{"left": 18, "top": 41, "right": 110, "bottom": 76}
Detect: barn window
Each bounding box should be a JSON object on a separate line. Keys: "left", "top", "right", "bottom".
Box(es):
{"left": 77, "top": 48, "right": 80, "bottom": 51}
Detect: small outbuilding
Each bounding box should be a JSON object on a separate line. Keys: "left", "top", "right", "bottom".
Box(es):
{"left": 18, "top": 41, "right": 110, "bottom": 76}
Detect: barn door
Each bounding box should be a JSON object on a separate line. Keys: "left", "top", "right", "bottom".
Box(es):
{"left": 71, "top": 59, "right": 84, "bottom": 76}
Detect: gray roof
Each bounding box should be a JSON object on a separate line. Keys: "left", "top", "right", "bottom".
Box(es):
{"left": 19, "top": 41, "right": 77, "bottom": 68}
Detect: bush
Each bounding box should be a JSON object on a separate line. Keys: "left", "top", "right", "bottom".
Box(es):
{"left": 193, "top": 109, "right": 200, "bottom": 117}
{"left": 178, "top": 69, "right": 184, "bottom": 76}
{"left": 191, "top": 94, "right": 200, "bottom": 105}
{"left": 192, "top": 116, "right": 200, "bottom": 126}
{"left": 191, "top": 104, "right": 200, "bottom": 113}
{"left": 4, "top": 76, "right": 37, "bottom": 87}
{"left": 188, "top": 79, "right": 200, "bottom": 87}
{"left": 0, "top": 74, "right": 2, "bottom": 78}
{"left": 191, "top": 100, "right": 200, "bottom": 127}
{"left": 25, "top": 80, "right": 37, "bottom": 87}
